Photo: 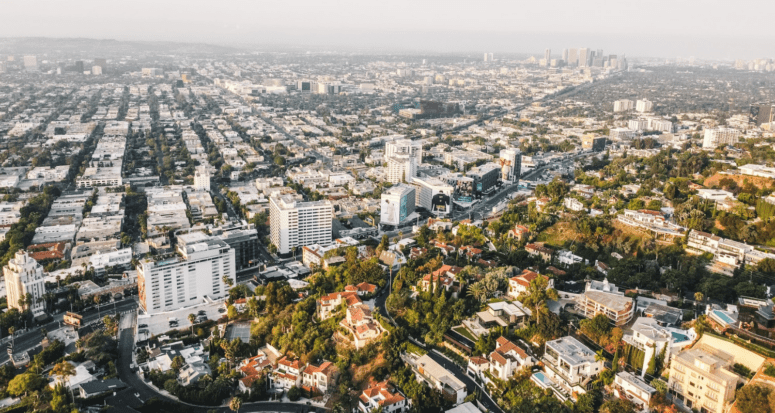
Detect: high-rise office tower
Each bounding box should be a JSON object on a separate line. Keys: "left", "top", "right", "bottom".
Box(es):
{"left": 4, "top": 251, "right": 46, "bottom": 316}
{"left": 579, "top": 48, "right": 589, "bottom": 67}
{"left": 484, "top": 52, "right": 489, "bottom": 62}
{"left": 499, "top": 148, "right": 522, "bottom": 183}
{"left": 750, "top": 103, "right": 775, "bottom": 126}
{"left": 562, "top": 49, "right": 569, "bottom": 63}
{"left": 544, "top": 49, "right": 551, "bottom": 63}
{"left": 568, "top": 49, "right": 578, "bottom": 66}
{"left": 384, "top": 139, "right": 422, "bottom": 183}
{"left": 270, "top": 196, "right": 333, "bottom": 255}
{"left": 94, "top": 58, "right": 107, "bottom": 72}
{"left": 597, "top": 49, "right": 603, "bottom": 59}
{"left": 75, "top": 60, "right": 84, "bottom": 73}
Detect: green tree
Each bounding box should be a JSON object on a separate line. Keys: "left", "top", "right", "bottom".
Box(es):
{"left": 735, "top": 384, "right": 775, "bottom": 413}
{"left": 188, "top": 313, "right": 197, "bottom": 335}
{"left": 7, "top": 372, "right": 45, "bottom": 397}
{"left": 171, "top": 355, "right": 185, "bottom": 372}
{"left": 600, "top": 398, "right": 636, "bottom": 413}
{"left": 287, "top": 386, "right": 302, "bottom": 401}
{"left": 227, "top": 305, "right": 238, "bottom": 320}
{"left": 518, "top": 276, "right": 559, "bottom": 325}
{"left": 229, "top": 396, "right": 242, "bottom": 413}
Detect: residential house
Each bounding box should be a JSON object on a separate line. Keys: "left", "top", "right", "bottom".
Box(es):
{"left": 341, "top": 303, "right": 385, "bottom": 349}
{"left": 487, "top": 337, "right": 534, "bottom": 381}
{"left": 411, "top": 354, "right": 467, "bottom": 405}
{"left": 318, "top": 291, "right": 361, "bottom": 320}
{"left": 238, "top": 352, "right": 273, "bottom": 393}
{"left": 344, "top": 282, "right": 377, "bottom": 297}
{"left": 613, "top": 372, "right": 656, "bottom": 411}
{"left": 465, "top": 301, "right": 531, "bottom": 337}
{"left": 624, "top": 317, "right": 695, "bottom": 376}
{"left": 507, "top": 225, "right": 530, "bottom": 242}
{"left": 556, "top": 250, "right": 584, "bottom": 266}
{"left": 525, "top": 243, "right": 553, "bottom": 262}
{"left": 357, "top": 381, "right": 409, "bottom": 413}
{"left": 563, "top": 197, "right": 585, "bottom": 212}
{"left": 273, "top": 356, "right": 305, "bottom": 390}
{"left": 508, "top": 269, "right": 553, "bottom": 299}
{"left": 542, "top": 336, "right": 604, "bottom": 399}
{"left": 301, "top": 361, "right": 338, "bottom": 395}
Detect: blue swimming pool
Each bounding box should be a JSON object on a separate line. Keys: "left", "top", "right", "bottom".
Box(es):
{"left": 671, "top": 332, "right": 690, "bottom": 342}
{"left": 533, "top": 372, "right": 550, "bottom": 385}
{"left": 713, "top": 310, "right": 735, "bottom": 324}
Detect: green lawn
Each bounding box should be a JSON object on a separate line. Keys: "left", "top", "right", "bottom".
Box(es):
{"left": 453, "top": 325, "right": 477, "bottom": 342}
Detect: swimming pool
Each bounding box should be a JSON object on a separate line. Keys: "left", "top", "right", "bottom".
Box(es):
{"left": 713, "top": 310, "right": 736, "bottom": 325}
{"left": 532, "top": 372, "right": 551, "bottom": 386}
{"left": 671, "top": 332, "right": 690, "bottom": 342}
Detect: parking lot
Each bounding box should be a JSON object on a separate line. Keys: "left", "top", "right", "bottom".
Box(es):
{"left": 136, "top": 300, "right": 228, "bottom": 339}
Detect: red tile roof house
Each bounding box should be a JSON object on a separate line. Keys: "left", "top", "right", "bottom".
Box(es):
{"left": 238, "top": 352, "right": 273, "bottom": 393}
{"left": 508, "top": 269, "right": 553, "bottom": 299}
{"left": 357, "top": 381, "right": 410, "bottom": 413}
{"left": 271, "top": 356, "right": 305, "bottom": 390}
{"left": 345, "top": 282, "right": 377, "bottom": 296}
{"left": 301, "top": 361, "right": 338, "bottom": 396}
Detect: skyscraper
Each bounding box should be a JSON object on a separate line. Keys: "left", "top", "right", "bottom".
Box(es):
{"left": 568, "top": 49, "right": 578, "bottom": 66}
{"left": 562, "top": 49, "right": 569, "bottom": 63}
{"left": 579, "top": 48, "right": 589, "bottom": 67}
{"left": 75, "top": 60, "right": 84, "bottom": 73}
{"left": 499, "top": 148, "right": 522, "bottom": 183}
{"left": 544, "top": 49, "right": 551, "bottom": 63}
{"left": 93, "top": 58, "right": 107, "bottom": 74}
{"left": 750, "top": 103, "right": 775, "bottom": 126}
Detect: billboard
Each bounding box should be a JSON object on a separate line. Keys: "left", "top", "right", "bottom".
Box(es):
{"left": 381, "top": 197, "right": 400, "bottom": 226}
{"left": 431, "top": 193, "right": 451, "bottom": 214}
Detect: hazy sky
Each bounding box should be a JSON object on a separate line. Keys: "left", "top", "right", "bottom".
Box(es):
{"left": 2, "top": 0, "right": 774, "bottom": 59}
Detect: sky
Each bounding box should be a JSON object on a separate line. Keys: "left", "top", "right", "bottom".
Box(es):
{"left": 1, "top": 0, "right": 774, "bottom": 60}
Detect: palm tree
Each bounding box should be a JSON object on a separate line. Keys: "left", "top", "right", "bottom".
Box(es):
{"left": 229, "top": 396, "right": 242, "bottom": 413}
{"left": 519, "top": 276, "right": 559, "bottom": 325}
{"left": 8, "top": 327, "right": 14, "bottom": 347}
{"left": 50, "top": 360, "right": 76, "bottom": 401}
{"left": 188, "top": 314, "right": 196, "bottom": 335}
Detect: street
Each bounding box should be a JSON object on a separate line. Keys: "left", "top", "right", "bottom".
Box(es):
{"left": 0, "top": 297, "right": 139, "bottom": 365}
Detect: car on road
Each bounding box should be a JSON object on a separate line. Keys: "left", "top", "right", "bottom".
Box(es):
{"left": 197, "top": 310, "right": 207, "bottom": 316}
{"left": 138, "top": 324, "right": 148, "bottom": 328}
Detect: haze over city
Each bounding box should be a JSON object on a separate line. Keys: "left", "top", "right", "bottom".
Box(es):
{"left": 1, "top": 0, "right": 774, "bottom": 59}
{"left": 1, "top": 2, "right": 775, "bottom": 413}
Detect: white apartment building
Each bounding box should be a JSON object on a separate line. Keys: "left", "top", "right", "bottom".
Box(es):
{"left": 628, "top": 119, "right": 648, "bottom": 131}
{"left": 636, "top": 99, "right": 653, "bottom": 113}
{"left": 380, "top": 184, "right": 416, "bottom": 227}
{"left": 542, "top": 336, "right": 604, "bottom": 398}
{"left": 384, "top": 139, "right": 422, "bottom": 184}
{"left": 385, "top": 156, "right": 416, "bottom": 184}
{"left": 270, "top": 196, "right": 333, "bottom": 255}
{"left": 137, "top": 232, "right": 235, "bottom": 315}
{"left": 193, "top": 166, "right": 210, "bottom": 191}
{"left": 702, "top": 128, "right": 740, "bottom": 149}
{"left": 3, "top": 250, "right": 46, "bottom": 316}
{"left": 563, "top": 197, "right": 585, "bottom": 212}
{"left": 613, "top": 99, "right": 633, "bottom": 112}
{"left": 412, "top": 354, "right": 467, "bottom": 405}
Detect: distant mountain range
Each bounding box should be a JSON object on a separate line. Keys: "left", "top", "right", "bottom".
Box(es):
{"left": 0, "top": 37, "right": 241, "bottom": 56}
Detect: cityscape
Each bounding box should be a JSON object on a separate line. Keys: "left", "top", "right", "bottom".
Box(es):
{"left": 0, "top": 2, "right": 775, "bottom": 413}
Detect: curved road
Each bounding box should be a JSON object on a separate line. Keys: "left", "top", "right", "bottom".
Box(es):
{"left": 109, "top": 312, "right": 328, "bottom": 413}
